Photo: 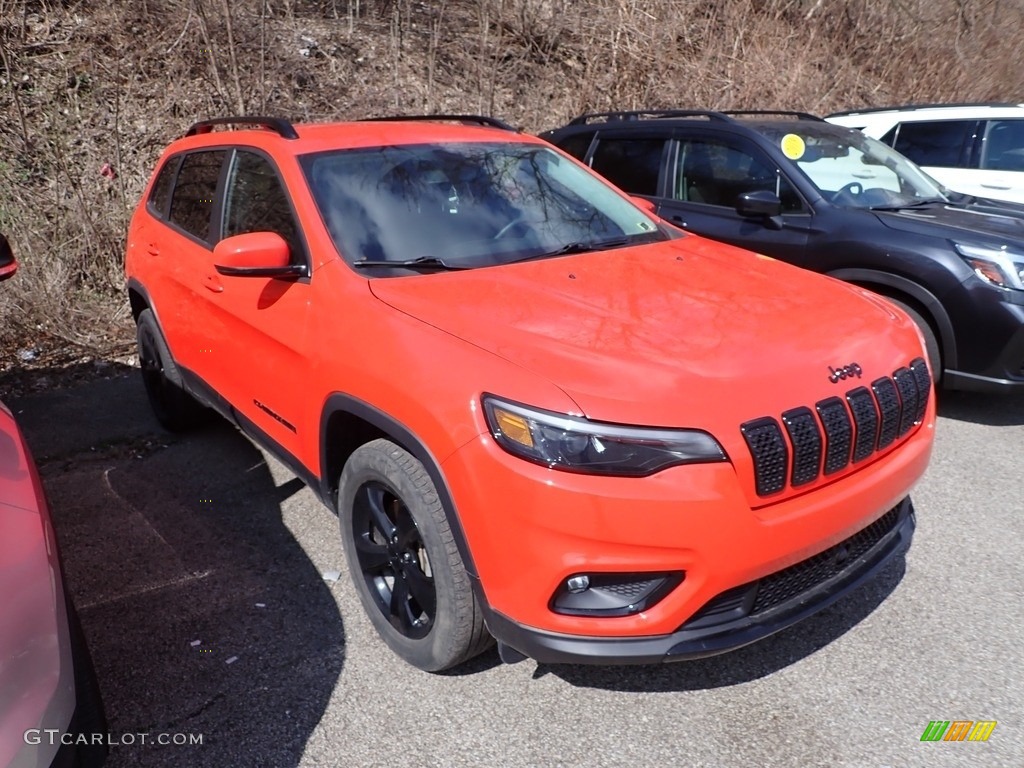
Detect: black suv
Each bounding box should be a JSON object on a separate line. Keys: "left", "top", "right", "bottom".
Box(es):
{"left": 541, "top": 110, "right": 1024, "bottom": 393}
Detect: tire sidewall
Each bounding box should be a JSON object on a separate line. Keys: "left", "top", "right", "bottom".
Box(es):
{"left": 338, "top": 441, "right": 466, "bottom": 672}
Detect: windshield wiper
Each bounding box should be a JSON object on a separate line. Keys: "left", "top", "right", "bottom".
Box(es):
{"left": 507, "top": 236, "right": 635, "bottom": 264}
{"left": 351, "top": 256, "right": 470, "bottom": 271}
{"left": 869, "top": 198, "right": 947, "bottom": 212}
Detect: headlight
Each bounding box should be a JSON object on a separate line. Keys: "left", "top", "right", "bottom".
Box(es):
{"left": 482, "top": 395, "right": 727, "bottom": 477}
{"left": 954, "top": 242, "right": 1024, "bottom": 290}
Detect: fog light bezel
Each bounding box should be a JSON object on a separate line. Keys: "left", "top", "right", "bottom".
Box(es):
{"left": 549, "top": 571, "right": 684, "bottom": 617}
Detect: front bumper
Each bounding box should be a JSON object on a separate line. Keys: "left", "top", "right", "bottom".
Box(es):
{"left": 487, "top": 498, "right": 915, "bottom": 665}
{"left": 945, "top": 282, "right": 1024, "bottom": 392}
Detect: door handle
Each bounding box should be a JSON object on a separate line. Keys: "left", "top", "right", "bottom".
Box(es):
{"left": 981, "top": 183, "right": 1011, "bottom": 190}
{"left": 204, "top": 274, "right": 224, "bottom": 293}
{"left": 670, "top": 215, "right": 687, "bottom": 226}
{"left": 146, "top": 243, "right": 159, "bottom": 256}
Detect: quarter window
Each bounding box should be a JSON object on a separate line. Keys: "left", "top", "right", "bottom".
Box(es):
{"left": 590, "top": 138, "right": 665, "bottom": 196}
{"left": 148, "top": 156, "right": 180, "bottom": 219}
{"left": 223, "top": 151, "right": 304, "bottom": 261}
{"left": 168, "top": 151, "right": 225, "bottom": 242}
{"left": 889, "top": 121, "right": 975, "bottom": 168}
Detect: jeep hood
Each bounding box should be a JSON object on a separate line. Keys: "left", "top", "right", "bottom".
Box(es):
{"left": 368, "top": 235, "right": 924, "bottom": 428}
{"left": 876, "top": 199, "right": 1024, "bottom": 243}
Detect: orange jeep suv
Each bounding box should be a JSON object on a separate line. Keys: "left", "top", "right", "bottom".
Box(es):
{"left": 125, "top": 115, "right": 935, "bottom": 671}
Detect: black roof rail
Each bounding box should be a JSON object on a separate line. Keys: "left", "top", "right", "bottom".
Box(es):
{"left": 566, "top": 110, "right": 734, "bottom": 126}
{"left": 360, "top": 114, "right": 518, "bottom": 131}
{"left": 185, "top": 116, "right": 299, "bottom": 140}
{"left": 722, "top": 110, "right": 824, "bottom": 122}
{"left": 827, "top": 102, "right": 1023, "bottom": 117}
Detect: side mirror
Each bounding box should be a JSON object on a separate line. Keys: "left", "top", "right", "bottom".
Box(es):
{"left": 630, "top": 195, "right": 657, "bottom": 214}
{"left": 736, "top": 190, "right": 784, "bottom": 230}
{"left": 0, "top": 234, "right": 16, "bottom": 282}
{"left": 214, "top": 232, "right": 305, "bottom": 278}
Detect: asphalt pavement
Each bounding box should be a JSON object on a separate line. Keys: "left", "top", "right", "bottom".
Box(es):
{"left": 7, "top": 370, "right": 1023, "bottom": 768}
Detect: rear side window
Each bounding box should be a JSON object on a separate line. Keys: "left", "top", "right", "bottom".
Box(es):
{"left": 168, "top": 150, "right": 226, "bottom": 242}
{"left": 223, "top": 151, "right": 304, "bottom": 261}
{"left": 555, "top": 133, "right": 594, "bottom": 161}
{"left": 889, "top": 121, "right": 975, "bottom": 168}
{"left": 148, "top": 156, "right": 180, "bottom": 219}
{"left": 590, "top": 137, "right": 665, "bottom": 196}
{"left": 981, "top": 120, "right": 1024, "bottom": 171}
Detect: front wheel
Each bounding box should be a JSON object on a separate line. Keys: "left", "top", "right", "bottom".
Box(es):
{"left": 136, "top": 309, "right": 209, "bottom": 431}
{"left": 338, "top": 439, "right": 492, "bottom": 671}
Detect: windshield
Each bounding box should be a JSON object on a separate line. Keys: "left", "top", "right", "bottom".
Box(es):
{"left": 301, "top": 142, "right": 665, "bottom": 271}
{"left": 756, "top": 124, "right": 949, "bottom": 209}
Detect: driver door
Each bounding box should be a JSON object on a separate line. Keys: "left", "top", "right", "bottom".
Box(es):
{"left": 655, "top": 132, "right": 812, "bottom": 261}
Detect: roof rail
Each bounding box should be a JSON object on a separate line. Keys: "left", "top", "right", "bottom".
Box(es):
{"left": 722, "top": 110, "right": 824, "bottom": 122}
{"left": 360, "top": 114, "right": 518, "bottom": 131}
{"left": 566, "top": 110, "right": 734, "bottom": 126}
{"left": 185, "top": 116, "right": 299, "bottom": 140}
{"left": 827, "top": 102, "right": 1024, "bottom": 117}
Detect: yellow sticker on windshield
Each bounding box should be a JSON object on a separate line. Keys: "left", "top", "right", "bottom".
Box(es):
{"left": 781, "top": 133, "right": 806, "bottom": 160}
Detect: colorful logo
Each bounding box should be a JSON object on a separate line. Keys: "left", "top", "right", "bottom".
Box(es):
{"left": 920, "top": 720, "right": 997, "bottom": 742}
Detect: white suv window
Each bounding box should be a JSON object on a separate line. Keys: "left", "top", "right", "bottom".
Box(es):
{"left": 981, "top": 120, "right": 1024, "bottom": 171}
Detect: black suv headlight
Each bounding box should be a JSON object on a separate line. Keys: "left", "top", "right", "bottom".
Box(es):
{"left": 955, "top": 243, "right": 1024, "bottom": 290}
{"left": 482, "top": 395, "right": 727, "bottom": 477}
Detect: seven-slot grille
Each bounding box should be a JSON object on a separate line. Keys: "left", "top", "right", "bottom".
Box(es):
{"left": 741, "top": 358, "right": 930, "bottom": 497}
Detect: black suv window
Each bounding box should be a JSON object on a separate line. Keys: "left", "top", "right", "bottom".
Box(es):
{"left": 675, "top": 138, "right": 803, "bottom": 212}
{"left": 981, "top": 120, "right": 1024, "bottom": 171}
{"left": 168, "top": 151, "right": 225, "bottom": 242}
{"left": 223, "top": 151, "right": 304, "bottom": 261}
{"left": 887, "top": 121, "right": 975, "bottom": 168}
{"left": 590, "top": 137, "right": 665, "bottom": 196}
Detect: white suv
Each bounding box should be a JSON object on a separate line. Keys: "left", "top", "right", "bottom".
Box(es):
{"left": 826, "top": 103, "right": 1024, "bottom": 204}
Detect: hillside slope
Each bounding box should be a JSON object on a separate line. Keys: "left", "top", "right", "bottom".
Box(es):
{"left": 1, "top": 0, "right": 1022, "bottom": 368}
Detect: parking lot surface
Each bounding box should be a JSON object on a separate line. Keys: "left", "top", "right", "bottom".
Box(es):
{"left": 9, "top": 371, "right": 1023, "bottom": 767}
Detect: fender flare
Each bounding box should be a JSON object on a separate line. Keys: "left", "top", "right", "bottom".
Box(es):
{"left": 319, "top": 393, "right": 480, "bottom": 581}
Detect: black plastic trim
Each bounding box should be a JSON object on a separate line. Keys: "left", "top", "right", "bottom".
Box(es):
{"left": 318, "top": 393, "right": 480, "bottom": 580}
{"left": 483, "top": 498, "right": 915, "bottom": 665}
{"left": 186, "top": 116, "right": 299, "bottom": 139}
{"left": 359, "top": 114, "right": 517, "bottom": 131}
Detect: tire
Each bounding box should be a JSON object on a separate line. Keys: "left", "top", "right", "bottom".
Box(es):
{"left": 338, "top": 438, "right": 491, "bottom": 671}
{"left": 135, "top": 309, "right": 208, "bottom": 431}
{"left": 885, "top": 297, "right": 942, "bottom": 384}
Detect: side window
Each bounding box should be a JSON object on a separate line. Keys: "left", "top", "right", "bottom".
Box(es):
{"left": 981, "top": 120, "right": 1024, "bottom": 171}
{"left": 555, "top": 133, "right": 593, "bottom": 161}
{"left": 891, "top": 120, "right": 974, "bottom": 168}
{"left": 168, "top": 151, "right": 225, "bottom": 242}
{"left": 148, "top": 155, "right": 180, "bottom": 219}
{"left": 222, "top": 151, "right": 304, "bottom": 262}
{"left": 676, "top": 139, "right": 803, "bottom": 212}
{"left": 589, "top": 137, "right": 665, "bottom": 196}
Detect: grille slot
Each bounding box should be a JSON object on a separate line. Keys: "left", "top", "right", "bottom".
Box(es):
{"left": 816, "top": 397, "right": 853, "bottom": 475}
{"left": 740, "top": 417, "right": 788, "bottom": 496}
{"left": 909, "top": 357, "right": 931, "bottom": 423}
{"left": 782, "top": 407, "right": 822, "bottom": 487}
{"left": 846, "top": 387, "right": 879, "bottom": 463}
{"left": 893, "top": 367, "right": 918, "bottom": 436}
{"left": 872, "top": 377, "right": 901, "bottom": 450}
